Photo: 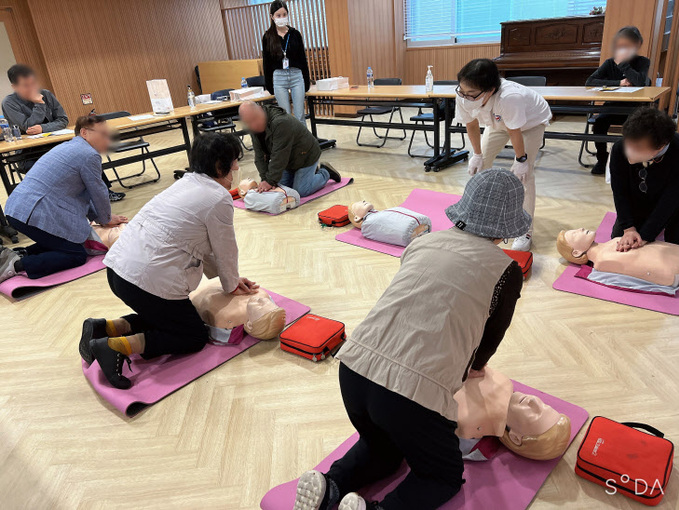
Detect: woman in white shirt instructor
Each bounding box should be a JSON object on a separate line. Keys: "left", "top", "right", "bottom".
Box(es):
{"left": 78, "top": 133, "right": 258, "bottom": 390}
{"left": 455, "top": 59, "right": 552, "bottom": 251}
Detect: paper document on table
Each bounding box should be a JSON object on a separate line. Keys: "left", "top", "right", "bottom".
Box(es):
{"left": 50, "top": 128, "right": 73, "bottom": 136}
{"left": 612, "top": 87, "right": 643, "bottom": 93}
{"left": 128, "top": 114, "right": 155, "bottom": 121}
{"left": 146, "top": 79, "right": 174, "bottom": 114}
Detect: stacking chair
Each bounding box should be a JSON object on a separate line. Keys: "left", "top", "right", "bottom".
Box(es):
{"left": 408, "top": 80, "right": 465, "bottom": 158}
{"left": 195, "top": 89, "right": 237, "bottom": 135}
{"left": 356, "top": 78, "right": 407, "bottom": 148}
{"left": 99, "top": 111, "right": 160, "bottom": 189}
{"left": 506, "top": 76, "right": 547, "bottom": 87}
{"left": 246, "top": 75, "right": 266, "bottom": 88}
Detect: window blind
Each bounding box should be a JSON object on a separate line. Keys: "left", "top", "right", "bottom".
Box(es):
{"left": 404, "top": 0, "right": 606, "bottom": 43}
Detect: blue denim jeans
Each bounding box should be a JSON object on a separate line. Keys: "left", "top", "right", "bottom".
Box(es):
{"left": 273, "top": 67, "right": 306, "bottom": 124}
{"left": 279, "top": 160, "right": 329, "bottom": 197}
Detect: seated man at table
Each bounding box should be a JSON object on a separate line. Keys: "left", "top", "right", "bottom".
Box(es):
{"left": 238, "top": 101, "right": 341, "bottom": 197}
{"left": 610, "top": 108, "right": 679, "bottom": 250}
{"left": 1, "top": 64, "right": 124, "bottom": 202}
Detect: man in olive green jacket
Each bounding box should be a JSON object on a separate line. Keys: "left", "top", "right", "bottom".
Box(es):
{"left": 239, "top": 102, "right": 340, "bottom": 196}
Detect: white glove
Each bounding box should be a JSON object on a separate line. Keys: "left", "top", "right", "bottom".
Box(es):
{"left": 468, "top": 153, "right": 484, "bottom": 176}
{"left": 510, "top": 158, "right": 529, "bottom": 183}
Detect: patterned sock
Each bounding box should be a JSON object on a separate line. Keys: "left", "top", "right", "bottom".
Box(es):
{"left": 105, "top": 318, "right": 131, "bottom": 337}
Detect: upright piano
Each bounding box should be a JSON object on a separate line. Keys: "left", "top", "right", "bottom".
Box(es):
{"left": 494, "top": 14, "right": 605, "bottom": 86}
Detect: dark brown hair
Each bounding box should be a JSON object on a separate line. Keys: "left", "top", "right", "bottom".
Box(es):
{"left": 74, "top": 115, "right": 105, "bottom": 136}
{"left": 614, "top": 26, "right": 643, "bottom": 46}
{"left": 457, "top": 59, "right": 502, "bottom": 93}
{"left": 263, "top": 1, "right": 289, "bottom": 59}
{"left": 622, "top": 108, "right": 676, "bottom": 149}
{"left": 7, "top": 64, "right": 35, "bottom": 85}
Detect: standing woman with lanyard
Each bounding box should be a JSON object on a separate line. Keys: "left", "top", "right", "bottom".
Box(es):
{"left": 262, "top": 1, "right": 311, "bottom": 124}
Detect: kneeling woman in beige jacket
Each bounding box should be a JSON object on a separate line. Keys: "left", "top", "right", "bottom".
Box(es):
{"left": 294, "top": 168, "right": 527, "bottom": 510}
{"left": 78, "top": 133, "right": 258, "bottom": 390}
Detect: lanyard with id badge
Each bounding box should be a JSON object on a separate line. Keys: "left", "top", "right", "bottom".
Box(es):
{"left": 282, "top": 32, "right": 291, "bottom": 69}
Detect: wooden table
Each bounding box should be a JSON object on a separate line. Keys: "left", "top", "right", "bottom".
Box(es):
{"left": 306, "top": 85, "right": 469, "bottom": 171}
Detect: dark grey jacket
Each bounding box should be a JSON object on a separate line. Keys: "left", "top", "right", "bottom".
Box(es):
{"left": 1, "top": 89, "right": 68, "bottom": 133}
{"left": 252, "top": 105, "right": 321, "bottom": 185}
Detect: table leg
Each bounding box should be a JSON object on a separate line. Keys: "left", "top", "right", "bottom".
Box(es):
{"left": 424, "top": 98, "right": 469, "bottom": 172}
{"left": 179, "top": 117, "right": 192, "bottom": 158}
{"left": 308, "top": 95, "right": 336, "bottom": 151}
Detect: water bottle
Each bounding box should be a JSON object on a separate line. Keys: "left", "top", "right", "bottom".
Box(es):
{"left": 187, "top": 85, "right": 196, "bottom": 107}
{"left": 425, "top": 65, "right": 434, "bottom": 93}
{"left": 367, "top": 67, "right": 374, "bottom": 89}
{"left": 12, "top": 125, "right": 22, "bottom": 141}
{"left": 0, "top": 117, "right": 14, "bottom": 142}
{"left": 241, "top": 77, "right": 248, "bottom": 88}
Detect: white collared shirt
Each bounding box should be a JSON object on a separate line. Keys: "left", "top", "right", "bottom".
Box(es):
{"left": 455, "top": 79, "right": 552, "bottom": 131}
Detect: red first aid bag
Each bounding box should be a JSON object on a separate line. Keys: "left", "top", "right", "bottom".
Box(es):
{"left": 280, "top": 314, "right": 346, "bottom": 362}
{"left": 503, "top": 249, "right": 533, "bottom": 279}
{"left": 318, "top": 205, "right": 350, "bottom": 227}
{"left": 575, "top": 416, "right": 674, "bottom": 506}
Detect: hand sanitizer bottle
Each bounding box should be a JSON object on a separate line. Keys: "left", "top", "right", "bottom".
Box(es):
{"left": 425, "top": 65, "right": 434, "bottom": 93}
{"left": 187, "top": 85, "right": 196, "bottom": 107}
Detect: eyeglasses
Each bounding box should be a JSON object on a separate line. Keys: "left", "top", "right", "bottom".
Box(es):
{"left": 638, "top": 167, "right": 648, "bottom": 193}
{"left": 455, "top": 85, "right": 485, "bottom": 101}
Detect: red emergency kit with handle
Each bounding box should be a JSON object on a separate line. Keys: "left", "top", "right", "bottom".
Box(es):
{"left": 280, "top": 314, "right": 346, "bottom": 362}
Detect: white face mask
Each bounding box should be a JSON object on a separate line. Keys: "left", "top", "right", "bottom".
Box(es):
{"left": 274, "top": 17, "right": 289, "bottom": 27}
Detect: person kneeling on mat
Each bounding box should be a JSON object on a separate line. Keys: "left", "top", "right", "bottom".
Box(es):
{"left": 79, "top": 133, "right": 258, "bottom": 390}
{"left": 238, "top": 101, "right": 341, "bottom": 197}
{"left": 293, "top": 168, "right": 527, "bottom": 510}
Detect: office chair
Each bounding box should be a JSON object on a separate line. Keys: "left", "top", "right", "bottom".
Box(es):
{"left": 98, "top": 111, "right": 160, "bottom": 189}
{"left": 194, "top": 89, "right": 237, "bottom": 135}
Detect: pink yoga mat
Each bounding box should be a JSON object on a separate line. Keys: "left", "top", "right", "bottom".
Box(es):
{"left": 0, "top": 255, "right": 106, "bottom": 300}
{"left": 233, "top": 178, "right": 354, "bottom": 214}
{"left": 83, "top": 291, "right": 310, "bottom": 416}
{"left": 553, "top": 212, "right": 679, "bottom": 315}
{"left": 335, "top": 189, "right": 461, "bottom": 257}
{"left": 260, "top": 381, "right": 588, "bottom": 510}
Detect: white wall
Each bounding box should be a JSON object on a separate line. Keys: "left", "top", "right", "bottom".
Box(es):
{"left": 0, "top": 22, "right": 17, "bottom": 100}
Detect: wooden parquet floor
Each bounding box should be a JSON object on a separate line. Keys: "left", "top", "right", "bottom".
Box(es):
{"left": 1, "top": 115, "right": 678, "bottom": 509}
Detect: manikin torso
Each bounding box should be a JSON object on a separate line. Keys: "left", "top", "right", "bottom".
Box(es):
{"left": 239, "top": 178, "right": 296, "bottom": 205}
{"left": 589, "top": 238, "right": 679, "bottom": 286}
{"left": 349, "top": 200, "right": 430, "bottom": 237}
{"left": 189, "top": 279, "right": 278, "bottom": 330}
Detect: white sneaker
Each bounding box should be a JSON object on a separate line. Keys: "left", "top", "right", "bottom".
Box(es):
{"left": 511, "top": 234, "right": 532, "bottom": 252}
{"left": 339, "top": 493, "right": 367, "bottom": 510}
{"left": 294, "top": 470, "right": 327, "bottom": 510}
{"left": 0, "top": 247, "right": 20, "bottom": 283}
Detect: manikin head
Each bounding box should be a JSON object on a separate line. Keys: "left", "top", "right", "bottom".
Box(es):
{"left": 348, "top": 200, "right": 375, "bottom": 228}
{"left": 455, "top": 367, "right": 513, "bottom": 439}
{"left": 500, "top": 392, "right": 571, "bottom": 461}
{"left": 244, "top": 293, "right": 287, "bottom": 339}
{"left": 556, "top": 228, "right": 596, "bottom": 265}
{"left": 93, "top": 223, "right": 127, "bottom": 249}
{"left": 239, "top": 178, "right": 258, "bottom": 197}
{"left": 239, "top": 101, "right": 268, "bottom": 134}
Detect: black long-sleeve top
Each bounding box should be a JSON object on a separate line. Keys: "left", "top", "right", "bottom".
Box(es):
{"left": 586, "top": 56, "right": 651, "bottom": 87}
{"left": 261, "top": 27, "right": 310, "bottom": 96}
{"left": 470, "top": 261, "right": 523, "bottom": 372}
{"left": 610, "top": 133, "right": 679, "bottom": 242}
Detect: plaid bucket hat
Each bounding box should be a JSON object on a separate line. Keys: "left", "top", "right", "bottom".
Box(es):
{"left": 445, "top": 168, "right": 531, "bottom": 239}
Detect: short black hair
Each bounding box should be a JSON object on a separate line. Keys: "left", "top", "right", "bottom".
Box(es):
{"left": 75, "top": 115, "right": 106, "bottom": 136}
{"left": 622, "top": 108, "right": 676, "bottom": 149}
{"left": 7, "top": 64, "right": 35, "bottom": 85}
{"left": 457, "top": 59, "right": 502, "bottom": 92}
{"left": 189, "top": 133, "right": 243, "bottom": 178}
{"left": 614, "top": 26, "right": 643, "bottom": 46}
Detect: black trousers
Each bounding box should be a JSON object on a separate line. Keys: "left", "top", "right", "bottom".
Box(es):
{"left": 612, "top": 213, "right": 679, "bottom": 245}
{"left": 7, "top": 216, "right": 87, "bottom": 279}
{"left": 106, "top": 268, "right": 209, "bottom": 359}
{"left": 593, "top": 113, "right": 629, "bottom": 161}
{"left": 327, "top": 364, "right": 464, "bottom": 510}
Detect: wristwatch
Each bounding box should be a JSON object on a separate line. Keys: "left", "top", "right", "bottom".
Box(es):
{"left": 516, "top": 154, "right": 528, "bottom": 163}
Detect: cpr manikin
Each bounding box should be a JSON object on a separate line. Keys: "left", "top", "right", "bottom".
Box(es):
{"left": 454, "top": 367, "right": 572, "bottom": 461}
{"left": 84, "top": 223, "right": 128, "bottom": 255}
{"left": 239, "top": 178, "right": 300, "bottom": 215}
{"left": 557, "top": 228, "right": 679, "bottom": 287}
{"left": 349, "top": 200, "right": 432, "bottom": 247}
{"left": 190, "top": 277, "right": 286, "bottom": 343}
